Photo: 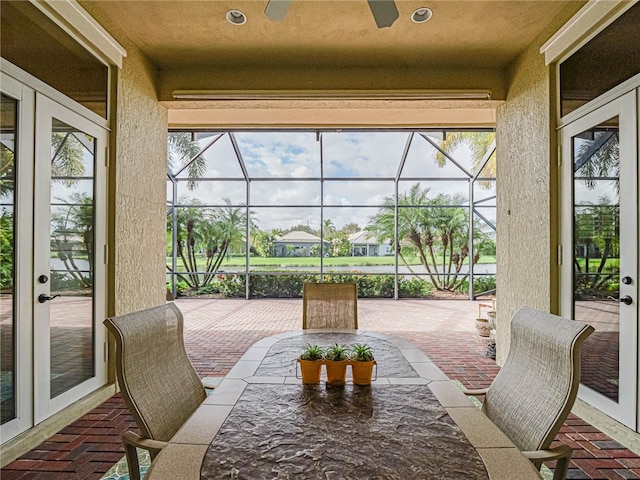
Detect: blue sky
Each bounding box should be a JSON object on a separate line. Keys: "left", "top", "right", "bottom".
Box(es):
{"left": 170, "top": 131, "right": 496, "bottom": 231}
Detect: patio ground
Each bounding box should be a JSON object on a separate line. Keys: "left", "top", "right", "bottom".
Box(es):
{"left": 2, "top": 298, "right": 639, "bottom": 479}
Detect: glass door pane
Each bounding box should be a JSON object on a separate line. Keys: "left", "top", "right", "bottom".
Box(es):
{"left": 49, "top": 119, "right": 96, "bottom": 398}
{"left": 34, "top": 94, "right": 106, "bottom": 423}
{"left": 562, "top": 90, "right": 637, "bottom": 429}
{"left": 0, "top": 93, "right": 17, "bottom": 424}
{"left": 572, "top": 118, "right": 620, "bottom": 401}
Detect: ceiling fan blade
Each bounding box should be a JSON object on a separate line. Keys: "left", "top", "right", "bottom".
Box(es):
{"left": 265, "top": 0, "right": 292, "bottom": 21}
{"left": 367, "top": 0, "right": 399, "bottom": 28}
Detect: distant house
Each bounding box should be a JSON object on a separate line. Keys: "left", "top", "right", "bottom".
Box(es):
{"left": 348, "top": 231, "right": 391, "bottom": 257}
{"left": 274, "top": 230, "right": 328, "bottom": 257}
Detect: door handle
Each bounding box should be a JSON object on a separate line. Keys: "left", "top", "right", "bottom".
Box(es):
{"left": 38, "top": 294, "right": 60, "bottom": 303}
{"left": 619, "top": 295, "right": 633, "bottom": 305}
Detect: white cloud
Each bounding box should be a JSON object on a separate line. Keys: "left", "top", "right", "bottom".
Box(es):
{"left": 169, "top": 131, "right": 495, "bottom": 231}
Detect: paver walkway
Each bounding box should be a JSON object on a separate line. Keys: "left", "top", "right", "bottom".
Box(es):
{"left": 1, "top": 298, "right": 639, "bottom": 479}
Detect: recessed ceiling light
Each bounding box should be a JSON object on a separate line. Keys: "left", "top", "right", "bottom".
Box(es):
{"left": 411, "top": 7, "right": 432, "bottom": 24}
{"left": 226, "top": 10, "right": 247, "bottom": 25}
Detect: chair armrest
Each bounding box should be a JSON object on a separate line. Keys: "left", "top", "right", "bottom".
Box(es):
{"left": 522, "top": 444, "right": 573, "bottom": 462}
{"left": 460, "top": 387, "right": 489, "bottom": 396}
{"left": 524, "top": 445, "right": 573, "bottom": 480}
{"left": 123, "top": 430, "right": 168, "bottom": 453}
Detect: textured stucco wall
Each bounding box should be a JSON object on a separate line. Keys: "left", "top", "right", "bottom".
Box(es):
{"left": 495, "top": 49, "right": 552, "bottom": 364}
{"left": 112, "top": 48, "right": 168, "bottom": 315}
{"left": 82, "top": 3, "right": 168, "bottom": 316}
{"left": 495, "top": 5, "right": 581, "bottom": 365}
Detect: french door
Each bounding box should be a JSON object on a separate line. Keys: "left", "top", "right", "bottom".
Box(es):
{"left": 33, "top": 94, "right": 107, "bottom": 424}
{"left": 0, "top": 72, "right": 107, "bottom": 441}
{"left": 560, "top": 90, "right": 638, "bottom": 429}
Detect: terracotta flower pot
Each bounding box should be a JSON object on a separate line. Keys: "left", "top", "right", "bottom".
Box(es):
{"left": 325, "top": 360, "right": 348, "bottom": 386}
{"left": 351, "top": 360, "right": 376, "bottom": 386}
{"left": 297, "top": 359, "right": 322, "bottom": 384}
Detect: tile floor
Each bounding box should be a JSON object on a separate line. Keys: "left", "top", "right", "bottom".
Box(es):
{"left": 1, "top": 298, "right": 639, "bottom": 479}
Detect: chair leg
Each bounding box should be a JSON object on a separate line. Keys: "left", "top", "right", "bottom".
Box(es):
{"left": 123, "top": 440, "right": 141, "bottom": 480}
{"left": 552, "top": 456, "right": 570, "bottom": 480}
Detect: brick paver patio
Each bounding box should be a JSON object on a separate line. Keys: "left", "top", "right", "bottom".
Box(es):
{"left": 2, "top": 298, "right": 639, "bottom": 479}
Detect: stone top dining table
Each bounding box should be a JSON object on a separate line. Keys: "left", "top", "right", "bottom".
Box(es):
{"left": 145, "top": 330, "right": 542, "bottom": 480}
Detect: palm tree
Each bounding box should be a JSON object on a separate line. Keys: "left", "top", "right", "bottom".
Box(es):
{"left": 323, "top": 218, "right": 335, "bottom": 236}
{"left": 167, "top": 132, "right": 207, "bottom": 190}
{"left": 1, "top": 132, "right": 86, "bottom": 196}
{"left": 367, "top": 183, "right": 477, "bottom": 292}
{"left": 169, "top": 199, "right": 249, "bottom": 289}
{"left": 428, "top": 194, "right": 474, "bottom": 290}
{"left": 435, "top": 131, "right": 496, "bottom": 177}
{"left": 1, "top": 127, "right": 95, "bottom": 296}
{"left": 366, "top": 184, "right": 424, "bottom": 275}
{"left": 322, "top": 218, "right": 337, "bottom": 256}
{"left": 170, "top": 203, "right": 205, "bottom": 288}
{"left": 51, "top": 132, "right": 85, "bottom": 182}
{"left": 50, "top": 193, "right": 94, "bottom": 289}
{"left": 574, "top": 129, "right": 619, "bottom": 193}
{"left": 202, "top": 200, "right": 247, "bottom": 285}
{"left": 250, "top": 229, "right": 277, "bottom": 257}
{"left": 573, "top": 196, "right": 619, "bottom": 297}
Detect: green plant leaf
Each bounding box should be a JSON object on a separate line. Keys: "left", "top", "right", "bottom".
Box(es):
{"left": 324, "top": 343, "right": 348, "bottom": 361}
{"left": 349, "top": 343, "right": 374, "bottom": 361}
{"left": 299, "top": 344, "right": 324, "bottom": 361}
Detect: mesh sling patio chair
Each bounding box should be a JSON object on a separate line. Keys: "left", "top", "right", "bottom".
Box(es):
{"left": 103, "top": 303, "right": 206, "bottom": 480}
{"left": 463, "top": 306, "right": 594, "bottom": 480}
{"left": 302, "top": 282, "right": 358, "bottom": 330}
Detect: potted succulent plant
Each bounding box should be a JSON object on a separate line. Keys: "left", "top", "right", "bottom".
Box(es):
{"left": 323, "top": 343, "right": 349, "bottom": 386}
{"left": 349, "top": 343, "right": 376, "bottom": 385}
{"left": 297, "top": 344, "right": 324, "bottom": 384}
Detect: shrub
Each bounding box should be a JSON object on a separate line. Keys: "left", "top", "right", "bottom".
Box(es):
{"left": 249, "top": 274, "right": 319, "bottom": 298}
{"left": 175, "top": 281, "right": 190, "bottom": 296}
{"left": 218, "top": 274, "right": 246, "bottom": 297}
{"left": 195, "top": 283, "right": 221, "bottom": 295}
{"left": 473, "top": 275, "right": 496, "bottom": 294}
{"left": 176, "top": 272, "right": 436, "bottom": 299}
{"left": 398, "top": 277, "right": 433, "bottom": 297}
{"left": 458, "top": 275, "right": 496, "bottom": 295}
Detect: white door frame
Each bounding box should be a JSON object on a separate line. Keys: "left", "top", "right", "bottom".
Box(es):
{"left": 33, "top": 93, "right": 107, "bottom": 424}
{"left": 560, "top": 90, "right": 638, "bottom": 430}
{"left": 0, "top": 73, "right": 35, "bottom": 442}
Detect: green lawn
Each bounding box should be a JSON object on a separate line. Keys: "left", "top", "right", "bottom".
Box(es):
{"left": 574, "top": 258, "right": 620, "bottom": 272}
{"left": 166, "top": 254, "right": 496, "bottom": 268}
